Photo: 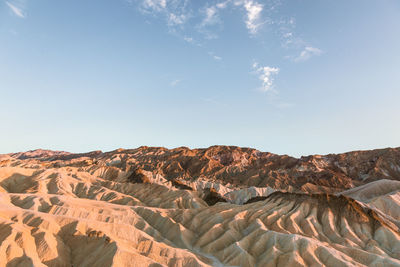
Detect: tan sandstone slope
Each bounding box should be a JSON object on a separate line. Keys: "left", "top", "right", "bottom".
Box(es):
{"left": 0, "top": 146, "right": 399, "bottom": 266}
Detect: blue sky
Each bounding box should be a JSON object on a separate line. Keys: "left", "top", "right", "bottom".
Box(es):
{"left": 1, "top": 0, "right": 399, "bottom": 157}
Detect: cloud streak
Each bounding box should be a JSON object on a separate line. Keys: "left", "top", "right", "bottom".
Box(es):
{"left": 295, "top": 46, "right": 322, "bottom": 62}
{"left": 6, "top": 1, "right": 25, "bottom": 18}
{"left": 213, "top": 55, "right": 222, "bottom": 61}
{"left": 208, "top": 52, "right": 222, "bottom": 61}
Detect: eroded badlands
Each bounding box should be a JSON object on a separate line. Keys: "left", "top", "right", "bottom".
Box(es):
{"left": 0, "top": 146, "right": 399, "bottom": 266}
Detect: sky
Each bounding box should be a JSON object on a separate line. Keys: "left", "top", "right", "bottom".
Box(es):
{"left": 0, "top": 0, "right": 400, "bottom": 157}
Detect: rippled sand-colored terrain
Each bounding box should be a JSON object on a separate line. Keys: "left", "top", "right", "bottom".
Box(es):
{"left": 0, "top": 146, "right": 399, "bottom": 266}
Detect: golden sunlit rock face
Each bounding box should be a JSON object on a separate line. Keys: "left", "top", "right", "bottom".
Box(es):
{"left": 0, "top": 146, "right": 399, "bottom": 266}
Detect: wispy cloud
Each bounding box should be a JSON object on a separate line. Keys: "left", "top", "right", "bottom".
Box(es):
{"left": 183, "top": 36, "right": 193, "bottom": 43}
{"left": 295, "top": 46, "right": 322, "bottom": 62}
{"left": 201, "top": 6, "right": 218, "bottom": 26}
{"left": 168, "top": 13, "right": 186, "bottom": 26}
{"left": 199, "top": 0, "right": 232, "bottom": 26}
{"left": 132, "top": 0, "right": 320, "bottom": 71}
{"left": 252, "top": 62, "right": 279, "bottom": 92}
{"left": 213, "top": 55, "right": 222, "bottom": 61}
{"left": 208, "top": 51, "right": 222, "bottom": 61}
{"left": 277, "top": 17, "right": 302, "bottom": 49}
{"left": 170, "top": 79, "right": 181, "bottom": 87}
{"left": 138, "top": 0, "right": 190, "bottom": 30}
{"left": 196, "top": 0, "right": 266, "bottom": 38}
{"left": 6, "top": 1, "right": 25, "bottom": 18}
{"left": 281, "top": 31, "right": 294, "bottom": 47}
{"left": 182, "top": 36, "right": 203, "bottom": 46}
{"left": 135, "top": 0, "right": 272, "bottom": 41}
{"left": 141, "top": 0, "right": 167, "bottom": 12}
{"left": 197, "top": 2, "right": 230, "bottom": 39}
{"left": 277, "top": 18, "right": 324, "bottom": 63}
{"left": 217, "top": 1, "right": 230, "bottom": 9}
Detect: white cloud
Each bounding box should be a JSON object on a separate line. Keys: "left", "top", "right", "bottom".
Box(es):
{"left": 243, "top": 1, "right": 263, "bottom": 34}
{"left": 295, "top": 46, "right": 322, "bottom": 62}
{"left": 6, "top": 1, "right": 25, "bottom": 18}
{"left": 253, "top": 62, "right": 279, "bottom": 92}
